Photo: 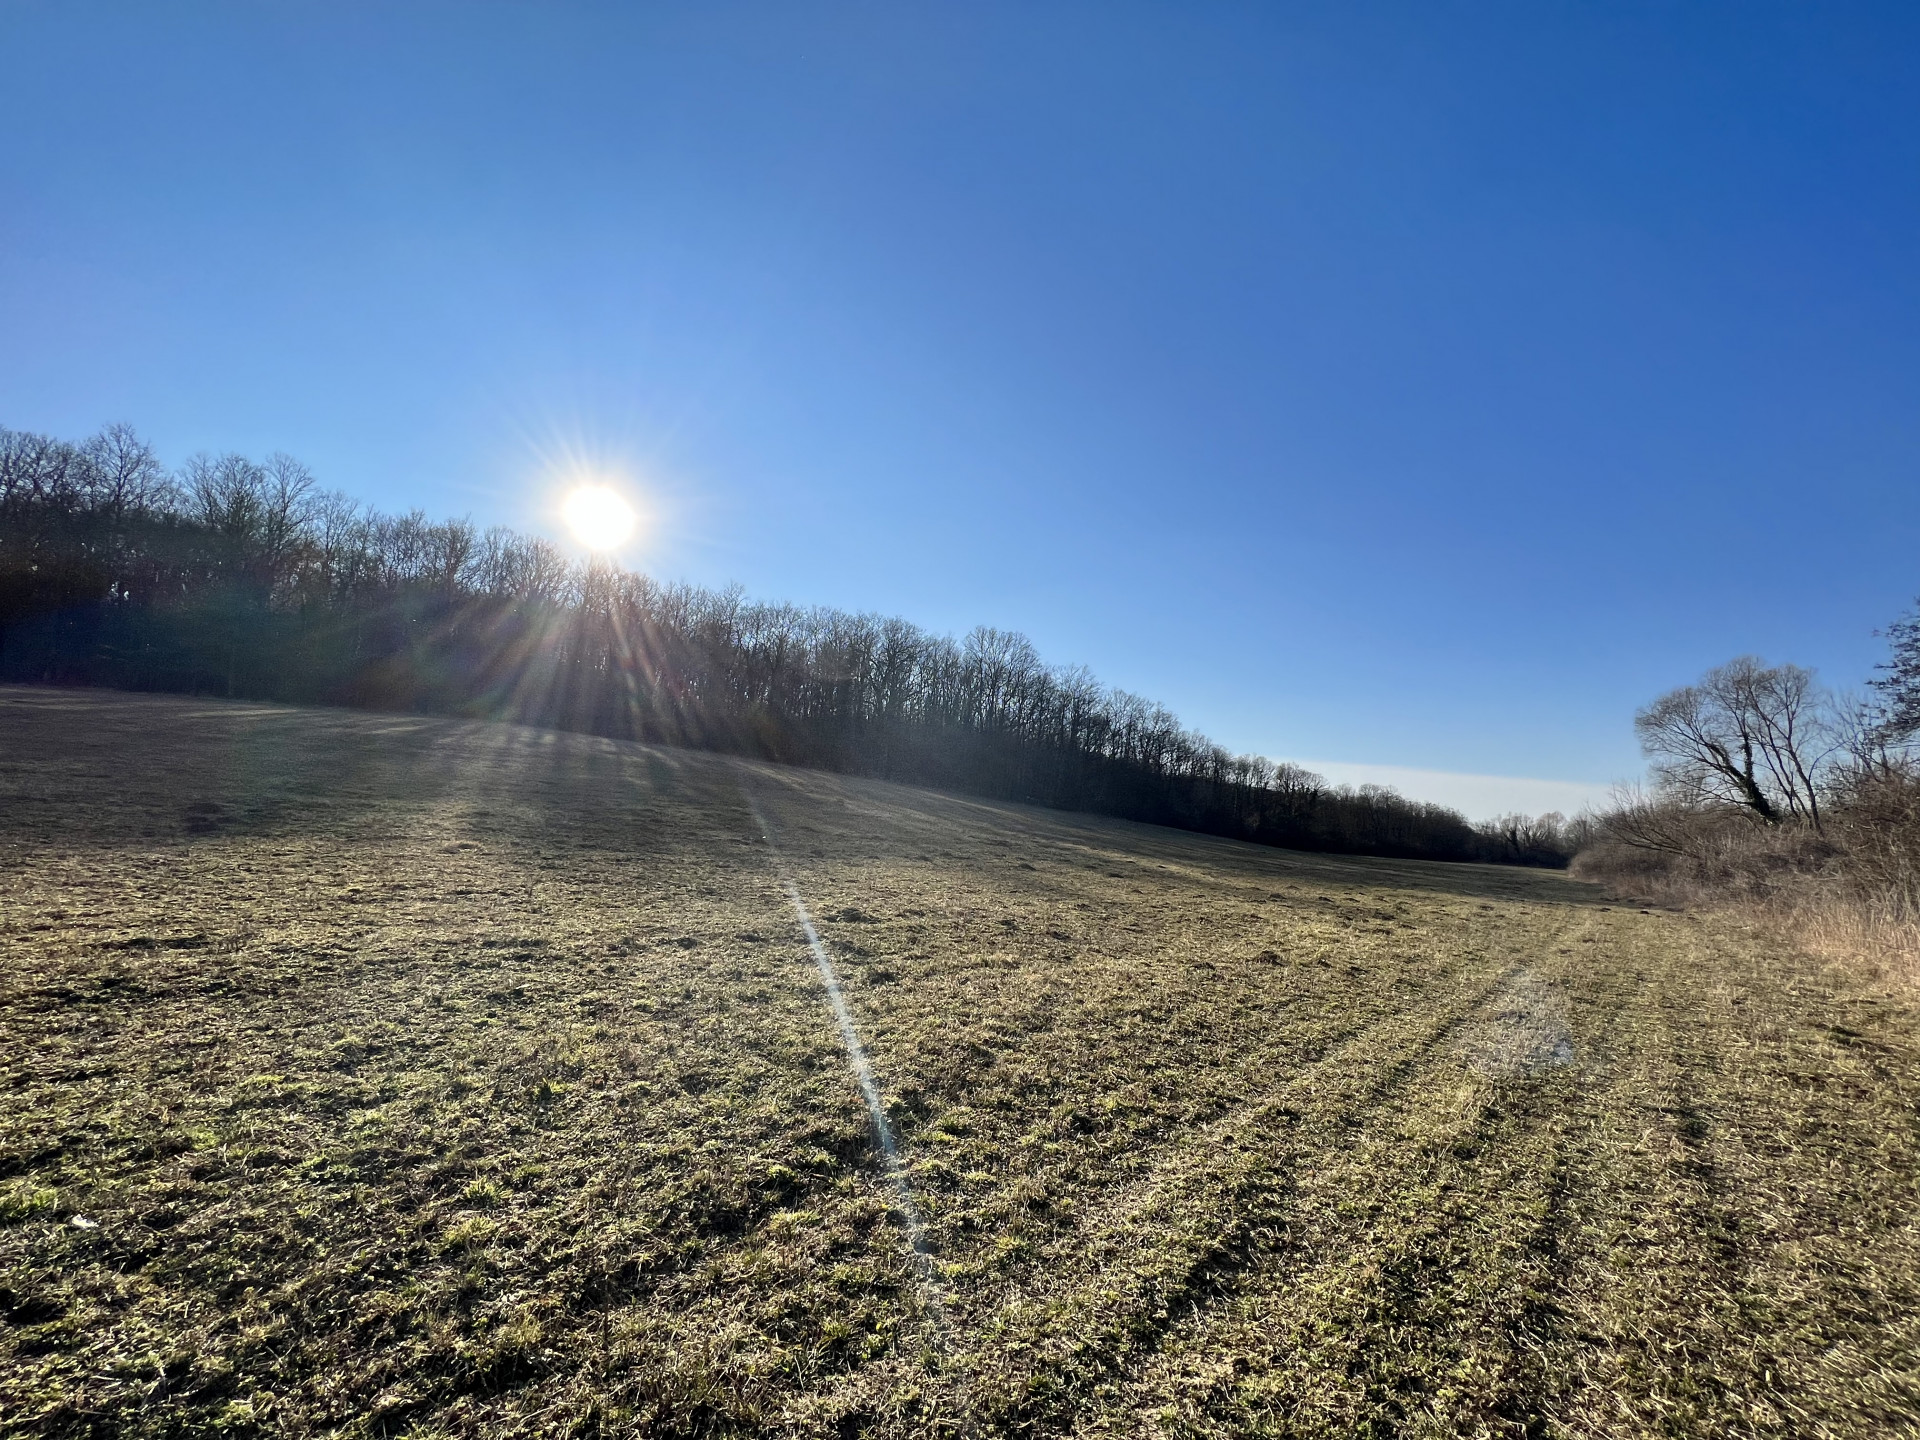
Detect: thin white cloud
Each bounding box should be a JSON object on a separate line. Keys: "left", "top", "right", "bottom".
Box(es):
{"left": 1282, "top": 759, "right": 1616, "bottom": 823}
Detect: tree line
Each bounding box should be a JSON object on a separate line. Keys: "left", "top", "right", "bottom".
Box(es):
{"left": 0, "top": 422, "right": 1572, "bottom": 865}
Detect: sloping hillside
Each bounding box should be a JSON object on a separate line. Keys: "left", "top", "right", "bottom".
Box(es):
{"left": 2, "top": 688, "right": 1915, "bottom": 1437}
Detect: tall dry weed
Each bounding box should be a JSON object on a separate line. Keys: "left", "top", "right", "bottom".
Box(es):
{"left": 1781, "top": 890, "right": 1920, "bottom": 990}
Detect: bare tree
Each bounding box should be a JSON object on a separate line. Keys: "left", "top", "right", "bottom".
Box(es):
{"left": 78, "top": 424, "right": 171, "bottom": 517}
{"left": 1635, "top": 657, "right": 1834, "bottom": 828}
{"left": 0, "top": 428, "right": 81, "bottom": 518}
{"left": 1872, "top": 599, "right": 1920, "bottom": 742}
{"left": 257, "top": 453, "right": 318, "bottom": 586}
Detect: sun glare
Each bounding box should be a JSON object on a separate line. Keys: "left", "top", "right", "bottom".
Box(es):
{"left": 561, "top": 485, "right": 638, "bottom": 551}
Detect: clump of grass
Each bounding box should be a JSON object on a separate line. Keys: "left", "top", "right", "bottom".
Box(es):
{"left": 0, "top": 1181, "right": 57, "bottom": 1223}
{"left": 461, "top": 1179, "right": 504, "bottom": 1208}
{"left": 440, "top": 1216, "right": 498, "bottom": 1253}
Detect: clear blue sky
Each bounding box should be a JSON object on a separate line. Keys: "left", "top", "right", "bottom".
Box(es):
{"left": 5, "top": 3, "right": 1917, "bottom": 813}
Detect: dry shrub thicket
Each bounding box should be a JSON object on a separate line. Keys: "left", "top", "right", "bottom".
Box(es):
{"left": 1574, "top": 644, "right": 1920, "bottom": 987}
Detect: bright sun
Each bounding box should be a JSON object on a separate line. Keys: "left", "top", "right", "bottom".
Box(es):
{"left": 561, "top": 485, "right": 638, "bottom": 550}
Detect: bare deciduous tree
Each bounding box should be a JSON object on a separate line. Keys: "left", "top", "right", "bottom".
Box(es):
{"left": 1872, "top": 599, "right": 1920, "bottom": 743}
{"left": 79, "top": 424, "right": 171, "bottom": 517}
{"left": 1635, "top": 657, "right": 1833, "bottom": 828}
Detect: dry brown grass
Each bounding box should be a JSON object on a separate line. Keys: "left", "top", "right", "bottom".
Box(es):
{"left": 3, "top": 688, "right": 1918, "bottom": 1437}
{"left": 1572, "top": 842, "right": 1920, "bottom": 995}
{"left": 1785, "top": 895, "right": 1920, "bottom": 990}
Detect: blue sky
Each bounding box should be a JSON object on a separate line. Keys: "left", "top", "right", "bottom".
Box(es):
{"left": 5, "top": 3, "right": 1918, "bottom": 816}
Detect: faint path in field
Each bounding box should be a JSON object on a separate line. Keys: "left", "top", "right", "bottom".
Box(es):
{"left": 739, "top": 781, "right": 952, "bottom": 1355}
{"left": 1065, "top": 911, "right": 1640, "bottom": 1438}
{"left": 961, "top": 955, "right": 1524, "bottom": 1430}
{"left": 970, "top": 901, "right": 1637, "bottom": 1436}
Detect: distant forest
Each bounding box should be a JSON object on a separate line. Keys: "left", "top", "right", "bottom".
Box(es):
{"left": 1, "top": 424, "right": 1574, "bottom": 866}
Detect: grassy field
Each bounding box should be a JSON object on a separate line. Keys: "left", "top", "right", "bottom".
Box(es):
{"left": 2, "top": 688, "right": 1916, "bottom": 1439}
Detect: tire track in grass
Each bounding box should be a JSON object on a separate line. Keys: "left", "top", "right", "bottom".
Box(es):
{"left": 1545, "top": 913, "right": 1920, "bottom": 1437}
{"left": 995, "top": 949, "right": 1503, "bottom": 1256}
{"left": 960, "top": 952, "right": 1531, "bottom": 1432}
{"left": 973, "top": 906, "right": 1626, "bottom": 1436}
{"left": 1081, "top": 911, "right": 1651, "bottom": 1438}
{"left": 1032, "top": 908, "right": 1532, "bottom": 1237}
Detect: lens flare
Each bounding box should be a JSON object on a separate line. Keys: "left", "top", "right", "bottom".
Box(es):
{"left": 561, "top": 485, "right": 638, "bottom": 550}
